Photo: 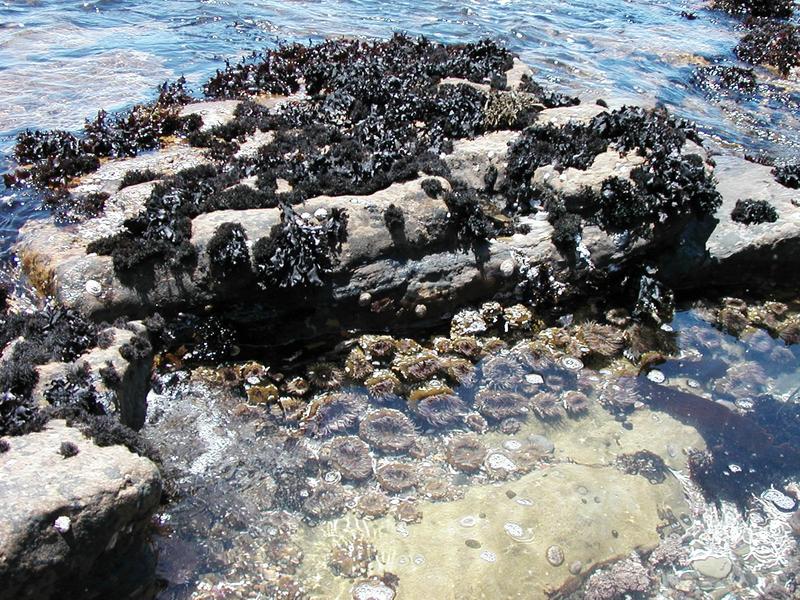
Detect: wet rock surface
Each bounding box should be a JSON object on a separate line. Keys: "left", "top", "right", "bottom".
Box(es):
{"left": 0, "top": 420, "right": 162, "bottom": 600}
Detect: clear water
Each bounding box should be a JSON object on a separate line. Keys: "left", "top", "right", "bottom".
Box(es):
{"left": 145, "top": 302, "right": 800, "bottom": 599}
{"left": 2, "top": 3, "right": 800, "bottom": 597}
{"left": 1, "top": 0, "right": 799, "bottom": 255}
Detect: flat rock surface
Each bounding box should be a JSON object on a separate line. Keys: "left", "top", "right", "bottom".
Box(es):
{"left": 0, "top": 420, "right": 161, "bottom": 600}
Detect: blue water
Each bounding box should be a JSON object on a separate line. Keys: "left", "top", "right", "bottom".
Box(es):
{"left": 1, "top": 0, "right": 798, "bottom": 255}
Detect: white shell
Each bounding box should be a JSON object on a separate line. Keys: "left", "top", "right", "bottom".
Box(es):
{"left": 762, "top": 488, "right": 797, "bottom": 511}
{"left": 646, "top": 369, "right": 666, "bottom": 384}
{"left": 561, "top": 356, "right": 584, "bottom": 371}
{"left": 525, "top": 373, "right": 545, "bottom": 385}
{"left": 479, "top": 550, "right": 497, "bottom": 563}
{"left": 85, "top": 280, "right": 102, "bottom": 296}
{"left": 500, "top": 258, "right": 516, "bottom": 277}
{"left": 53, "top": 515, "right": 71, "bottom": 533}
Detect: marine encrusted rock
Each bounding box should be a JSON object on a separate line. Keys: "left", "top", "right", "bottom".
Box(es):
{"left": 0, "top": 420, "right": 162, "bottom": 600}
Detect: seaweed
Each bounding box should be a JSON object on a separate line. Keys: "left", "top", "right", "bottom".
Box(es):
{"left": 692, "top": 65, "right": 758, "bottom": 96}
{"left": 206, "top": 222, "right": 251, "bottom": 277}
{"left": 119, "top": 333, "right": 153, "bottom": 362}
{"left": 443, "top": 187, "right": 497, "bottom": 250}
{"left": 48, "top": 191, "right": 109, "bottom": 223}
{"left": 383, "top": 204, "right": 405, "bottom": 234}
{"left": 518, "top": 74, "right": 580, "bottom": 108}
{"left": 773, "top": 163, "right": 800, "bottom": 188}
{"left": 99, "top": 361, "right": 121, "bottom": 389}
{"left": 119, "top": 169, "right": 159, "bottom": 190}
{"left": 252, "top": 203, "right": 348, "bottom": 289}
{"left": 10, "top": 78, "right": 196, "bottom": 188}
{"left": 44, "top": 362, "right": 104, "bottom": 416}
{"left": 712, "top": 0, "right": 794, "bottom": 18}
{"left": 735, "top": 21, "right": 800, "bottom": 76}
{"left": 731, "top": 198, "right": 779, "bottom": 224}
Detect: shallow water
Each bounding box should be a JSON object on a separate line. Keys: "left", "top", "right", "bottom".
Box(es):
{"left": 1, "top": 0, "right": 799, "bottom": 255}
{"left": 144, "top": 303, "right": 800, "bottom": 598}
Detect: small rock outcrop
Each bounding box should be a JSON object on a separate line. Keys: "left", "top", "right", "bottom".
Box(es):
{"left": 0, "top": 420, "right": 162, "bottom": 600}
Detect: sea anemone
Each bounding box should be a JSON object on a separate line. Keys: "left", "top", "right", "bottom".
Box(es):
{"left": 741, "top": 328, "right": 774, "bottom": 354}
{"left": 394, "top": 338, "right": 423, "bottom": 356}
{"left": 324, "top": 436, "right": 374, "bottom": 481}
{"left": 562, "top": 390, "right": 590, "bottom": 415}
{"left": 717, "top": 306, "right": 749, "bottom": 336}
{"left": 682, "top": 325, "right": 723, "bottom": 351}
{"left": 503, "top": 304, "right": 534, "bottom": 330}
{"left": 605, "top": 307, "right": 631, "bottom": 328}
{"left": 364, "top": 370, "right": 402, "bottom": 400}
{"left": 394, "top": 499, "right": 423, "bottom": 524}
{"left": 328, "top": 536, "right": 377, "bottom": 579}
{"left": 713, "top": 360, "right": 767, "bottom": 399}
{"left": 576, "top": 372, "right": 602, "bottom": 395}
{"left": 599, "top": 377, "right": 642, "bottom": 413}
{"left": 480, "top": 354, "right": 526, "bottom": 390}
{"left": 306, "top": 362, "right": 345, "bottom": 391}
{"left": 779, "top": 318, "right": 800, "bottom": 345}
{"left": 345, "top": 348, "right": 373, "bottom": 382}
{"left": 464, "top": 412, "right": 489, "bottom": 433}
{"left": 481, "top": 337, "right": 508, "bottom": 354}
{"left": 480, "top": 301, "right": 504, "bottom": 326}
{"left": 530, "top": 391, "right": 565, "bottom": 420}
{"left": 419, "top": 471, "right": 459, "bottom": 501}
{"left": 285, "top": 376, "right": 310, "bottom": 397}
{"left": 575, "top": 322, "right": 625, "bottom": 358}
{"left": 441, "top": 357, "right": 478, "bottom": 388}
{"left": 359, "top": 408, "right": 417, "bottom": 453}
{"left": 376, "top": 462, "right": 418, "bottom": 493}
{"left": 450, "top": 336, "right": 483, "bottom": 360}
{"left": 303, "top": 391, "right": 367, "bottom": 437}
{"left": 474, "top": 389, "right": 529, "bottom": 421}
{"left": 446, "top": 434, "right": 487, "bottom": 473}
{"left": 246, "top": 384, "right": 279, "bottom": 405}
{"left": 356, "top": 491, "right": 391, "bottom": 518}
{"left": 393, "top": 353, "right": 442, "bottom": 382}
{"left": 407, "top": 380, "right": 454, "bottom": 402}
{"left": 302, "top": 482, "right": 352, "bottom": 520}
{"left": 412, "top": 392, "right": 467, "bottom": 427}
{"left": 358, "top": 335, "right": 396, "bottom": 360}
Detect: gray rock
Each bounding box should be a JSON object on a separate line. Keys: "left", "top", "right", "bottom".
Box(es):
{"left": 692, "top": 556, "right": 732, "bottom": 580}
{"left": 0, "top": 420, "right": 162, "bottom": 600}
{"left": 662, "top": 154, "right": 800, "bottom": 289}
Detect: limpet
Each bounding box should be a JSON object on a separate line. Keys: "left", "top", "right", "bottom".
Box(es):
{"left": 503, "top": 440, "right": 522, "bottom": 451}
{"left": 561, "top": 357, "right": 584, "bottom": 371}
{"left": 504, "top": 521, "right": 535, "bottom": 543}
{"left": 646, "top": 369, "right": 666, "bottom": 384}
{"left": 546, "top": 545, "right": 565, "bottom": 566}
{"left": 525, "top": 373, "right": 545, "bottom": 385}
{"left": 85, "top": 280, "right": 102, "bottom": 296}
{"left": 459, "top": 515, "right": 478, "bottom": 528}
{"left": 413, "top": 555, "right": 425, "bottom": 565}
{"left": 323, "top": 470, "right": 342, "bottom": 484}
{"left": 479, "top": 550, "right": 497, "bottom": 563}
{"left": 515, "top": 498, "right": 533, "bottom": 506}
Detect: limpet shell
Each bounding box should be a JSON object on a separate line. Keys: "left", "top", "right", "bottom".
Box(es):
{"left": 646, "top": 369, "right": 666, "bottom": 384}
{"left": 85, "top": 280, "right": 102, "bottom": 296}
{"left": 479, "top": 550, "right": 497, "bottom": 563}
{"left": 504, "top": 521, "right": 534, "bottom": 543}
{"left": 561, "top": 357, "right": 583, "bottom": 371}
{"left": 546, "top": 544, "right": 565, "bottom": 566}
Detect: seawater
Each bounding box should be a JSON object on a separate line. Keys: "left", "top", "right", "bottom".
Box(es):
{"left": 144, "top": 303, "right": 800, "bottom": 599}
{"left": 1, "top": 0, "right": 799, "bottom": 254}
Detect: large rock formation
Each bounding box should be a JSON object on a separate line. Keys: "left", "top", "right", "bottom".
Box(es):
{"left": 0, "top": 420, "right": 162, "bottom": 600}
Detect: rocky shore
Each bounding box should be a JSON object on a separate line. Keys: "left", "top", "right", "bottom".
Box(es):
{"left": 1, "top": 31, "right": 799, "bottom": 599}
